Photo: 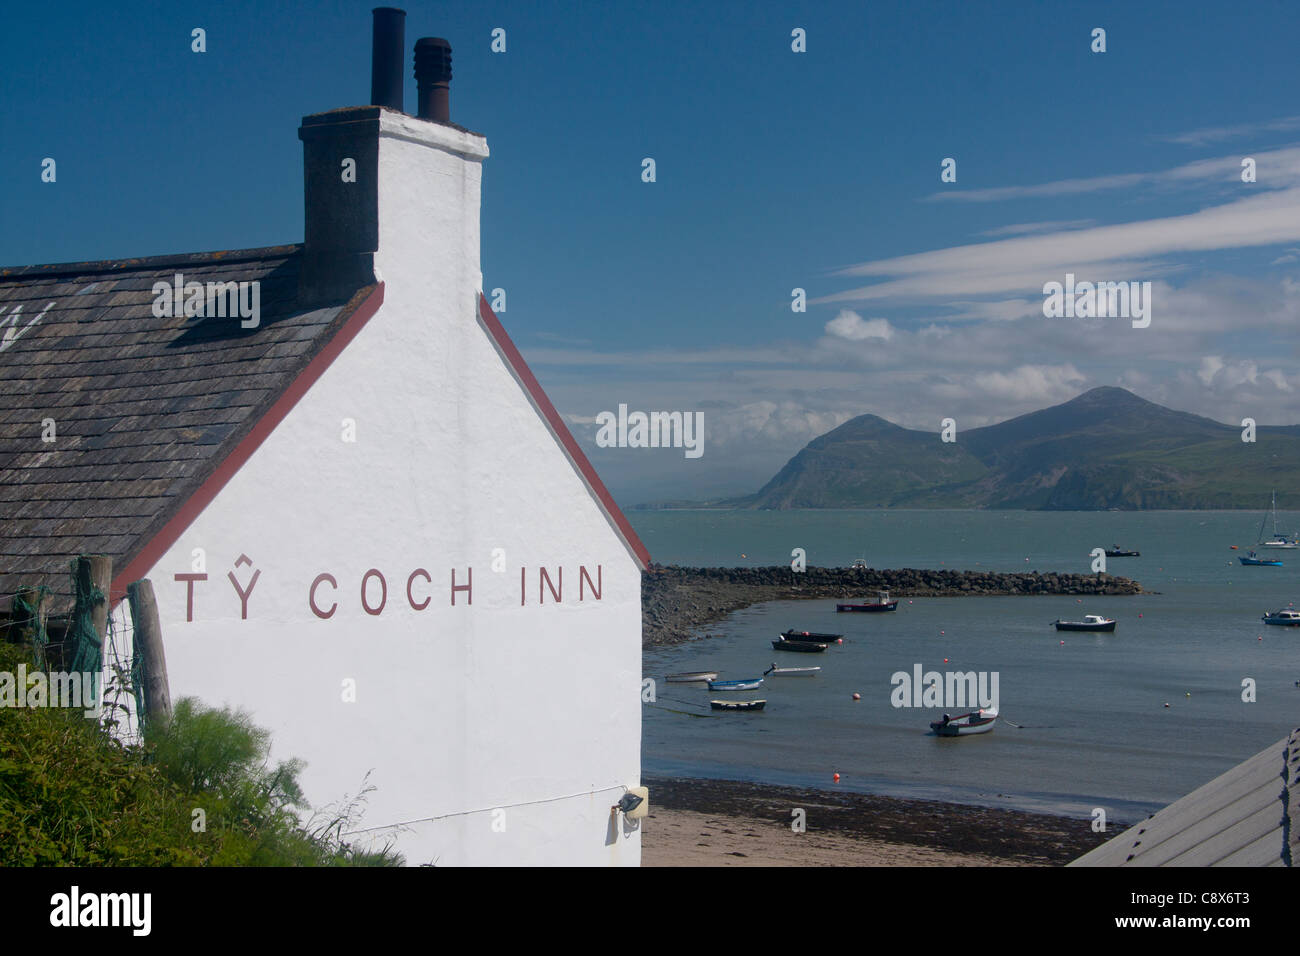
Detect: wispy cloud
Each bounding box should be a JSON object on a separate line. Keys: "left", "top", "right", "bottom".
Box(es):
{"left": 923, "top": 145, "right": 1300, "bottom": 203}
{"left": 1158, "top": 115, "right": 1300, "bottom": 147}
{"left": 978, "top": 220, "right": 1096, "bottom": 238}
{"left": 816, "top": 187, "right": 1300, "bottom": 304}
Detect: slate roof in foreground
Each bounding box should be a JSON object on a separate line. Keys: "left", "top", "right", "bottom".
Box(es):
{"left": 1071, "top": 726, "right": 1300, "bottom": 866}
{"left": 0, "top": 246, "right": 375, "bottom": 612}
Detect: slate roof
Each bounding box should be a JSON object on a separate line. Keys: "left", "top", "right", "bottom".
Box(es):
{"left": 0, "top": 246, "right": 374, "bottom": 612}
{"left": 1070, "top": 726, "right": 1300, "bottom": 866}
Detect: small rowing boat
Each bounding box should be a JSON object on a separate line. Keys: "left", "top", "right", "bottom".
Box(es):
{"left": 780, "top": 629, "right": 842, "bottom": 641}
{"left": 772, "top": 638, "right": 829, "bottom": 653}
{"left": 930, "top": 707, "right": 998, "bottom": 736}
{"left": 707, "top": 678, "right": 763, "bottom": 691}
{"left": 665, "top": 671, "right": 719, "bottom": 683}
{"left": 763, "top": 663, "right": 821, "bottom": 676}
{"left": 710, "top": 699, "right": 766, "bottom": 711}
{"left": 1053, "top": 615, "right": 1116, "bottom": 632}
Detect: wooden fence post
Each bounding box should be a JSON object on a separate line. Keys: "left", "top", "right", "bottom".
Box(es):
{"left": 127, "top": 579, "right": 172, "bottom": 728}
{"left": 72, "top": 554, "right": 113, "bottom": 646}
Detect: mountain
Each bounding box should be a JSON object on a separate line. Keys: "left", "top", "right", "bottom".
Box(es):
{"left": 733, "top": 387, "right": 1300, "bottom": 510}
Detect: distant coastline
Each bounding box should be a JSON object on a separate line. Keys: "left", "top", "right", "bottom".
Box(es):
{"left": 642, "top": 564, "right": 1142, "bottom": 646}
{"left": 628, "top": 387, "right": 1300, "bottom": 512}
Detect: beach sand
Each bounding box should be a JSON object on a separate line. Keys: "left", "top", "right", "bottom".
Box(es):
{"left": 641, "top": 777, "right": 1113, "bottom": 866}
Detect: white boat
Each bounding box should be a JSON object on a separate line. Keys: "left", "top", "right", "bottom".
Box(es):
{"left": 1257, "top": 491, "right": 1298, "bottom": 548}
{"left": 930, "top": 708, "right": 998, "bottom": 736}
{"left": 763, "top": 663, "right": 821, "bottom": 676}
{"left": 1053, "top": 614, "right": 1116, "bottom": 632}
{"left": 665, "top": 671, "right": 718, "bottom": 683}
{"left": 1262, "top": 607, "right": 1300, "bottom": 626}
{"left": 707, "top": 677, "right": 764, "bottom": 691}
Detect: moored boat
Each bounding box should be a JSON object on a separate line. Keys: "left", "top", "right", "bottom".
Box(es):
{"left": 763, "top": 663, "right": 821, "bottom": 676}
{"left": 1053, "top": 614, "right": 1116, "bottom": 632}
{"left": 707, "top": 677, "right": 763, "bottom": 691}
{"left": 837, "top": 590, "right": 899, "bottom": 612}
{"left": 665, "top": 671, "right": 719, "bottom": 683}
{"left": 780, "top": 629, "right": 842, "bottom": 641}
{"left": 1104, "top": 545, "right": 1140, "bottom": 557}
{"left": 1262, "top": 607, "right": 1300, "bottom": 626}
{"left": 930, "top": 708, "right": 998, "bottom": 736}
{"left": 1240, "top": 551, "right": 1283, "bottom": 567}
{"left": 772, "top": 638, "right": 829, "bottom": 653}
{"left": 710, "top": 699, "right": 766, "bottom": 711}
{"left": 1256, "top": 491, "right": 1298, "bottom": 548}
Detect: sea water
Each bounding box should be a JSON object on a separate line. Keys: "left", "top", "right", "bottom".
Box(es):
{"left": 634, "top": 509, "right": 1300, "bottom": 822}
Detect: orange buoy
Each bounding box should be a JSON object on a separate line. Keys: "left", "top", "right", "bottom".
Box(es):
{"left": 833, "top": 772, "right": 840, "bottom": 782}
{"left": 943, "top": 658, "right": 949, "bottom": 664}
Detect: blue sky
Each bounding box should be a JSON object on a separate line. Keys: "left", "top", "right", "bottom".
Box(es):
{"left": 4, "top": 1, "right": 1300, "bottom": 502}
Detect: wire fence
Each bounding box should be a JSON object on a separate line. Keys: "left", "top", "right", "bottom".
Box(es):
{"left": 1, "top": 566, "right": 143, "bottom": 744}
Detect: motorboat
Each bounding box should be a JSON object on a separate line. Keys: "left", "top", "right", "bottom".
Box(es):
{"left": 1052, "top": 614, "right": 1116, "bottom": 632}
{"left": 930, "top": 708, "right": 998, "bottom": 736}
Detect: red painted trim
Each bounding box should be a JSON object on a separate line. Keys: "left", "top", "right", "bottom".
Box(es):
{"left": 477, "top": 295, "right": 651, "bottom": 570}
{"left": 110, "top": 284, "right": 386, "bottom": 601}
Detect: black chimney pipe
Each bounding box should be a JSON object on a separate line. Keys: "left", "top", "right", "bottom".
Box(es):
{"left": 413, "top": 37, "right": 452, "bottom": 123}
{"left": 371, "top": 7, "right": 406, "bottom": 111}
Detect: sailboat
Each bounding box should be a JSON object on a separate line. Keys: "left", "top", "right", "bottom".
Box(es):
{"left": 1257, "top": 491, "right": 1298, "bottom": 549}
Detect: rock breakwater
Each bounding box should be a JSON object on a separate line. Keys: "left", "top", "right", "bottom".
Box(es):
{"left": 642, "top": 564, "right": 1143, "bottom": 647}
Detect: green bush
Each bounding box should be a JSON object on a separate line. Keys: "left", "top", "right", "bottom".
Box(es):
{"left": 0, "top": 641, "right": 401, "bottom": 866}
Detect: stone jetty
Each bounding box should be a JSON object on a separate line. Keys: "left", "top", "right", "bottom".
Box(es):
{"left": 642, "top": 564, "right": 1143, "bottom": 647}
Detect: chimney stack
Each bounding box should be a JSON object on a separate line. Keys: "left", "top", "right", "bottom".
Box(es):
{"left": 414, "top": 38, "right": 452, "bottom": 123}
{"left": 299, "top": 11, "right": 485, "bottom": 306}
{"left": 370, "top": 7, "right": 406, "bottom": 111}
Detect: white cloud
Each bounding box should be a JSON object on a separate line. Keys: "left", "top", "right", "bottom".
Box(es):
{"left": 825, "top": 309, "right": 894, "bottom": 341}
{"left": 922, "top": 145, "right": 1300, "bottom": 203}
{"left": 978, "top": 220, "right": 1096, "bottom": 238}
{"left": 972, "top": 364, "right": 1086, "bottom": 403}
{"left": 815, "top": 187, "right": 1300, "bottom": 306}
{"left": 1158, "top": 116, "right": 1300, "bottom": 147}
{"left": 1263, "top": 369, "right": 1293, "bottom": 392}
{"left": 1198, "top": 356, "right": 1224, "bottom": 386}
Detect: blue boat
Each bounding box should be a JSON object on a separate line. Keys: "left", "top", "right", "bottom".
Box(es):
{"left": 707, "top": 678, "right": 764, "bottom": 691}
{"left": 1240, "top": 550, "right": 1283, "bottom": 567}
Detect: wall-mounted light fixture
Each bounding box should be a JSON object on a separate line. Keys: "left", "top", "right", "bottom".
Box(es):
{"left": 612, "top": 786, "right": 650, "bottom": 820}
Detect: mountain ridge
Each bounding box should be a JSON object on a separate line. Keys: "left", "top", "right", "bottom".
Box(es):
{"left": 714, "top": 387, "right": 1300, "bottom": 511}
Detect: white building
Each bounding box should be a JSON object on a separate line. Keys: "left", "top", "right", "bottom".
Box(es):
{"left": 0, "top": 10, "right": 648, "bottom": 866}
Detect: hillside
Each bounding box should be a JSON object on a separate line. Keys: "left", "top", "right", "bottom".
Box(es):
{"left": 732, "top": 387, "right": 1300, "bottom": 510}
